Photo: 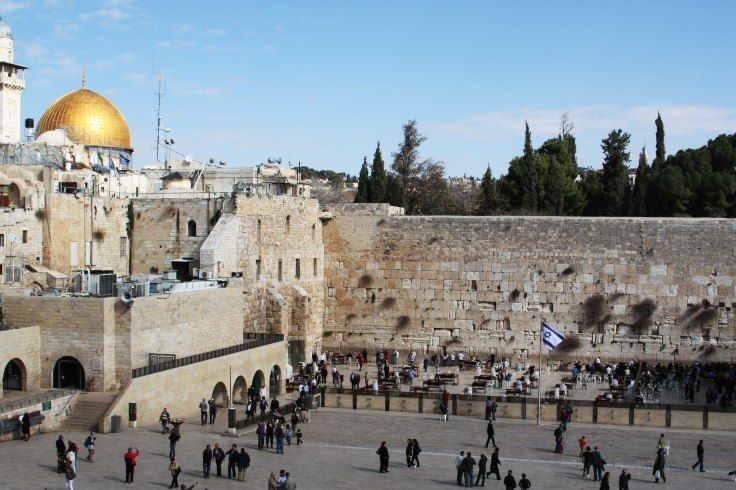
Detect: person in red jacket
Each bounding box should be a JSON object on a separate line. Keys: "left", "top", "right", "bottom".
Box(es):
{"left": 124, "top": 447, "right": 140, "bottom": 484}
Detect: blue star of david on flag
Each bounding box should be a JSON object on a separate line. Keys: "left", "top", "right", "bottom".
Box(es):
{"left": 542, "top": 321, "right": 564, "bottom": 350}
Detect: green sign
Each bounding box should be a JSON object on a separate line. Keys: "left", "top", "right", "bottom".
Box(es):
{"left": 41, "top": 401, "right": 51, "bottom": 411}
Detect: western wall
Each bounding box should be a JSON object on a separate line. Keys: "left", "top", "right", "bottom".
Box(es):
{"left": 322, "top": 204, "right": 736, "bottom": 362}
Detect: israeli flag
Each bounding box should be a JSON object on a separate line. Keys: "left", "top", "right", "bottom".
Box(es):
{"left": 542, "top": 321, "right": 564, "bottom": 350}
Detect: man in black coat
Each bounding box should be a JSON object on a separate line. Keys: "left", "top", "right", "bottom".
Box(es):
{"left": 618, "top": 469, "right": 631, "bottom": 489}
{"left": 488, "top": 447, "right": 502, "bottom": 480}
{"left": 225, "top": 444, "right": 238, "bottom": 479}
{"left": 582, "top": 446, "right": 592, "bottom": 477}
{"left": 236, "top": 448, "right": 250, "bottom": 482}
{"left": 485, "top": 420, "right": 496, "bottom": 448}
{"left": 377, "top": 441, "right": 390, "bottom": 473}
{"left": 202, "top": 444, "right": 213, "bottom": 478}
{"left": 691, "top": 439, "right": 704, "bottom": 472}
{"left": 503, "top": 469, "right": 517, "bottom": 490}
{"left": 590, "top": 446, "right": 606, "bottom": 482}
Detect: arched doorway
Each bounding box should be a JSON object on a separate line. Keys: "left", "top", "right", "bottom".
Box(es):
{"left": 252, "top": 370, "right": 265, "bottom": 396}
{"left": 212, "top": 382, "right": 228, "bottom": 407}
{"left": 3, "top": 358, "right": 26, "bottom": 390}
{"left": 53, "top": 356, "right": 85, "bottom": 389}
{"left": 269, "top": 365, "right": 282, "bottom": 397}
{"left": 232, "top": 376, "right": 247, "bottom": 404}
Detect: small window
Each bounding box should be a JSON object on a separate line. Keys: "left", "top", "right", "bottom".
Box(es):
{"left": 119, "top": 237, "right": 127, "bottom": 258}
{"left": 22, "top": 229, "right": 28, "bottom": 244}
{"left": 295, "top": 258, "right": 301, "bottom": 279}
{"left": 256, "top": 258, "right": 261, "bottom": 279}
{"left": 257, "top": 219, "right": 261, "bottom": 240}
{"left": 187, "top": 220, "right": 196, "bottom": 237}
{"left": 278, "top": 260, "right": 283, "bottom": 281}
{"left": 313, "top": 257, "right": 318, "bottom": 276}
{"left": 311, "top": 224, "right": 316, "bottom": 240}
{"left": 0, "top": 234, "right": 4, "bottom": 246}
{"left": 286, "top": 215, "right": 290, "bottom": 233}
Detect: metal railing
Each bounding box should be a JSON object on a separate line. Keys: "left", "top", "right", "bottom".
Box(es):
{"left": 131, "top": 333, "right": 284, "bottom": 378}
{"left": 234, "top": 392, "right": 321, "bottom": 430}
{"left": 0, "top": 387, "right": 77, "bottom": 414}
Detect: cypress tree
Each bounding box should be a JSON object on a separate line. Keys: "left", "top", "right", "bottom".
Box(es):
{"left": 478, "top": 165, "right": 503, "bottom": 215}
{"left": 519, "top": 121, "right": 539, "bottom": 211}
{"left": 368, "top": 141, "right": 387, "bottom": 203}
{"left": 629, "top": 146, "right": 649, "bottom": 216}
{"left": 600, "top": 129, "right": 631, "bottom": 216}
{"left": 543, "top": 157, "right": 565, "bottom": 214}
{"left": 653, "top": 112, "right": 666, "bottom": 171}
{"left": 354, "top": 157, "right": 369, "bottom": 203}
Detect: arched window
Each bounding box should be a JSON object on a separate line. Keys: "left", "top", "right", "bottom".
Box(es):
{"left": 187, "top": 220, "right": 197, "bottom": 237}
{"left": 286, "top": 215, "right": 291, "bottom": 233}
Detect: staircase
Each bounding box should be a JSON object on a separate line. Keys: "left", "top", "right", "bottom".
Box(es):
{"left": 61, "top": 391, "right": 118, "bottom": 432}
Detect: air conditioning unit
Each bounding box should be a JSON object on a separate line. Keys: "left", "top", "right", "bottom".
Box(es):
{"left": 134, "top": 283, "right": 149, "bottom": 297}
{"left": 163, "top": 270, "right": 178, "bottom": 280}
{"left": 89, "top": 272, "right": 116, "bottom": 297}
{"left": 199, "top": 270, "right": 212, "bottom": 279}
{"left": 192, "top": 267, "right": 200, "bottom": 277}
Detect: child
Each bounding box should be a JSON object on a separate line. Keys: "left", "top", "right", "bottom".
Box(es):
{"left": 296, "top": 429, "right": 303, "bottom": 445}
{"left": 285, "top": 424, "right": 293, "bottom": 445}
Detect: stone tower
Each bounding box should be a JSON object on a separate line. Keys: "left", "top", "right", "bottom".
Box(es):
{"left": 0, "top": 18, "right": 26, "bottom": 144}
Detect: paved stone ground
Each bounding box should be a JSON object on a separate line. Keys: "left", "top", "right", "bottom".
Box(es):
{"left": 1, "top": 407, "right": 735, "bottom": 489}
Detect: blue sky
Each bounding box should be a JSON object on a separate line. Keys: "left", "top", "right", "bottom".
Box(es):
{"left": 5, "top": 0, "right": 736, "bottom": 177}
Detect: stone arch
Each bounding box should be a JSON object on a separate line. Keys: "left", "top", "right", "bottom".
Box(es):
{"left": 269, "top": 364, "right": 282, "bottom": 397}
{"left": 232, "top": 376, "right": 247, "bottom": 404}
{"left": 3, "top": 358, "right": 27, "bottom": 391}
{"left": 8, "top": 183, "right": 20, "bottom": 207}
{"left": 212, "top": 381, "right": 228, "bottom": 407}
{"left": 187, "top": 219, "right": 197, "bottom": 237}
{"left": 52, "top": 356, "right": 85, "bottom": 389}
{"left": 252, "top": 370, "right": 265, "bottom": 395}
{"left": 29, "top": 281, "right": 44, "bottom": 294}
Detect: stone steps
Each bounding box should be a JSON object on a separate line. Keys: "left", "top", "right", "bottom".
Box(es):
{"left": 61, "top": 393, "right": 118, "bottom": 432}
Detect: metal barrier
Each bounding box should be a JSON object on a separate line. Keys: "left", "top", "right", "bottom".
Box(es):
{"left": 131, "top": 333, "right": 284, "bottom": 378}
{"left": 0, "top": 387, "right": 77, "bottom": 414}
{"left": 234, "top": 392, "right": 321, "bottom": 430}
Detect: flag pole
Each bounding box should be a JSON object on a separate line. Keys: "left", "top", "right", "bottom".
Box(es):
{"left": 537, "top": 321, "right": 542, "bottom": 426}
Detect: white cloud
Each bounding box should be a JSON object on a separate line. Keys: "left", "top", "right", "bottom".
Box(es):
{"left": 170, "top": 82, "right": 229, "bottom": 96}
{"left": 202, "top": 28, "right": 227, "bottom": 37}
{"left": 157, "top": 39, "right": 194, "bottom": 49}
{"left": 0, "top": 0, "right": 31, "bottom": 13}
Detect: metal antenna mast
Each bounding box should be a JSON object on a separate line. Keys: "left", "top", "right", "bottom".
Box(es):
{"left": 155, "top": 73, "right": 164, "bottom": 163}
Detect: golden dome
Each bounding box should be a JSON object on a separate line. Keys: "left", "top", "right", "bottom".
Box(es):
{"left": 36, "top": 87, "right": 131, "bottom": 149}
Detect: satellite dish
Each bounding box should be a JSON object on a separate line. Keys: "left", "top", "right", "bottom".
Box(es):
{"left": 184, "top": 155, "right": 193, "bottom": 163}
{"left": 74, "top": 188, "right": 85, "bottom": 199}
{"left": 7, "top": 233, "right": 17, "bottom": 243}
{"left": 235, "top": 182, "right": 246, "bottom": 191}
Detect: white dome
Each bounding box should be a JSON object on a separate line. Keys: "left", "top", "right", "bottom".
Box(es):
{"left": 0, "top": 19, "right": 12, "bottom": 39}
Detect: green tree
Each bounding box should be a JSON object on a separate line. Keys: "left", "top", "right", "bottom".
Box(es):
{"left": 354, "top": 157, "right": 369, "bottom": 203}
{"left": 542, "top": 156, "right": 565, "bottom": 214}
{"left": 391, "top": 120, "right": 428, "bottom": 213}
{"left": 600, "top": 129, "right": 631, "bottom": 216}
{"left": 478, "top": 165, "right": 505, "bottom": 215}
{"left": 384, "top": 173, "right": 404, "bottom": 208}
{"left": 368, "top": 141, "right": 387, "bottom": 203}
{"left": 580, "top": 170, "right": 605, "bottom": 216}
{"left": 629, "top": 146, "right": 649, "bottom": 216}
{"left": 647, "top": 165, "right": 691, "bottom": 216}
{"left": 519, "top": 121, "right": 540, "bottom": 210}
{"left": 653, "top": 112, "right": 666, "bottom": 171}
{"left": 538, "top": 136, "right": 584, "bottom": 215}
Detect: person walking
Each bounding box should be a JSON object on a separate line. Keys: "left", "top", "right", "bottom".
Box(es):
{"left": 503, "top": 469, "right": 517, "bottom": 490}
{"left": 590, "top": 446, "right": 606, "bottom": 482}
{"left": 440, "top": 403, "right": 449, "bottom": 422}
{"left": 275, "top": 424, "right": 285, "bottom": 454}
{"left": 256, "top": 422, "right": 265, "bottom": 450}
{"left": 84, "top": 432, "right": 96, "bottom": 462}
{"left": 377, "top": 441, "right": 390, "bottom": 473}
{"left": 476, "top": 454, "right": 487, "bottom": 487}
{"left": 66, "top": 442, "right": 78, "bottom": 474}
{"left": 236, "top": 448, "right": 250, "bottom": 482}
{"left": 405, "top": 439, "right": 414, "bottom": 468}
{"left": 208, "top": 399, "right": 217, "bottom": 425}
{"left": 582, "top": 446, "right": 593, "bottom": 477}
{"left": 285, "top": 424, "right": 294, "bottom": 445}
{"left": 461, "top": 452, "right": 476, "bottom": 487}
{"left": 599, "top": 471, "right": 611, "bottom": 490}
{"left": 653, "top": 446, "right": 667, "bottom": 483}
{"left": 213, "top": 443, "right": 224, "bottom": 477}
{"left": 578, "top": 436, "right": 588, "bottom": 457}
{"left": 485, "top": 420, "right": 496, "bottom": 448}
{"left": 168, "top": 458, "right": 181, "bottom": 488}
{"left": 618, "top": 469, "right": 631, "bottom": 490}
{"left": 456, "top": 450, "right": 465, "bottom": 485}
{"left": 169, "top": 429, "right": 180, "bottom": 459}
{"left": 225, "top": 444, "right": 238, "bottom": 479}
{"left": 199, "top": 399, "right": 208, "bottom": 426}
{"left": 160, "top": 408, "right": 171, "bottom": 433}
{"left": 411, "top": 438, "right": 422, "bottom": 467}
{"left": 56, "top": 435, "right": 66, "bottom": 473}
{"left": 266, "top": 420, "right": 275, "bottom": 449}
{"left": 296, "top": 428, "right": 303, "bottom": 445}
{"left": 64, "top": 459, "right": 76, "bottom": 490}
{"left": 488, "top": 446, "right": 502, "bottom": 480}
{"left": 123, "top": 447, "right": 140, "bottom": 484}
{"left": 21, "top": 412, "right": 31, "bottom": 441}
{"left": 691, "top": 439, "right": 704, "bottom": 472}
{"left": 519, "top": 473, "right": 531, "bottom": 489}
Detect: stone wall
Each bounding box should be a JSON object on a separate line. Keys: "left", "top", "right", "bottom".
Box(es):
{"left": 0, "top": 326, "right": 40, "bottom": 398}
{"left": 99, "top": 340, "right": 287, "bottom": 431}
{"left": 323, "top": 208, "right": 736, "bottom": 362}
{"left": 0, "top": 207, "right": 44, "bottom": 288}
{"left": 236, "top": 195, "right": 325, "bottom": 357}
{"left": 129, "top": 197, "right": 232, "bottom": 275}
